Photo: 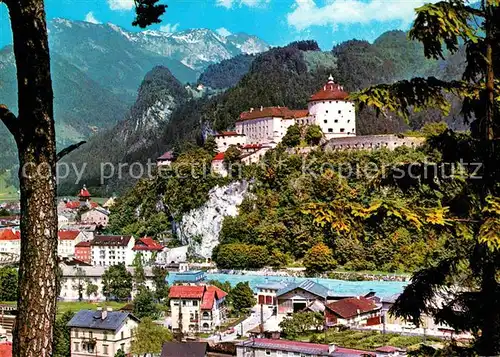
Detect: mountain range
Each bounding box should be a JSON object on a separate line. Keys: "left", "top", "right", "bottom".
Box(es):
{"left": 0, "top": 18, "right": 270, "bottom": 173}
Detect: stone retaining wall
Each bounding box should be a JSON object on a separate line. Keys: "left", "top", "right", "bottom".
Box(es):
{"left": 324, "top": 135, "right": 426, "bottom": 151}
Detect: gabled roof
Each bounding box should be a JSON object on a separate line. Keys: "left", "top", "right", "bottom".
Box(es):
{"left": 75, "top": 241, "right": 91, "bottom": 248}
{"left": 58, "top": 230, "right": 80, "bottom": 241}
{"left": 325, "top": 297, "right": 379, "bottom": 319}
{"left": 133, "top": 237, "right": 164, "bottom": 251}
{"left": 157, "top": 151, "right": 175, "bottom": 161}
{"left": 277, "top": 280, "right": 331, "bottom": 299}
{"left": 67, "top": 310, "right": 139, "bottom": 332}
{"left": 91, "top": 235, "right": 132, "bottom": 247}
{"left": 201, "top": 286, "right": 228, "bottom": 310}
{"left": 212, "top": 152, "right": 225, "bottom": 161}
{"left": 78, "top": 186, "right": 91, "bottom": 198}
{"left": 309, "top": 76, "right": 349, "bottom": 102}
{"left": 65, "top": 201, "right": 81, "bottom": 209}
{"left": 237, "top": 107, "right": 309, "bottom": 122}
{"left": 0, "top": 229, "right": 20, "bottom": 241}
{"left": 169, "top": 286, "right": 206, "bottom": 299}
{"left": 161, "top": 342, "right": 207, "bottom": 357}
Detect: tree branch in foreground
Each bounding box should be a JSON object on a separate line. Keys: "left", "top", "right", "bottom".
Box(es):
{"left": 0, "top": 104, "right": 19, "bottom": 137}
{"left": 56, "top": 141, "right": 86, "bottom": 162}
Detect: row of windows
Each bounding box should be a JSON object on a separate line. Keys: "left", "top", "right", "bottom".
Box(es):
{"left": 326, "top": 128, "right": 355, "bottom": 133}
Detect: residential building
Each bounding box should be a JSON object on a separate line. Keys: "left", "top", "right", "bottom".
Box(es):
{"left": 81, "top": 207, "right": 110, "bottom": 227}
{"left": 75, "top": 241, "right": 92, "bottom": 264}
{"left": 276, "top": 280, "right": 332, "bottom": 315}
{"left": 157, "top": 151, "right": 175, "bottom": 167}
{"left": 59, "top": 263, "right": 155, "bottom": 301}
{"left": 324, "top": 297, "right": 381, "bottom": 327}
{"left": 211, "top": 152, "right": 228, "bottom": 177}
{"left": 307, "top": 75, "right": 356, "bottom": 140}
{"left": 58, "top": 230, "right": 83, "bottom": 258}
{"left": 235, "top": 106, "right": 308, "bottom": 146}
{"left": 90, "top": 236, "right": 135, "bottom": 267}
{"left": 132, "top": 237, "right": 164, "bottom": 265}
{"left": 214, "top": 131, "right": 247, "bottom": 153}
{"left": 0, "top": 229, "right": 20, "bottom": 256}
{"left": 236, "top": 339, "right": 375, "bottom": 357}
{"left": 67, "top": 308, "right": 139, "bottom": 357}
{"left": 161, "top": 342, "right": 208, "bottom": 357}
{"left": 169, "top": 285, "right": 227, "bottom": 333}
{"left": 255, "top": 282, "right": 288, "bottom": 306}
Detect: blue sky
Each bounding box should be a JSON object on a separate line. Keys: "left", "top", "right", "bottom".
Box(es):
{"left": 0, "top": 0, "right": 434, "bottom": 50}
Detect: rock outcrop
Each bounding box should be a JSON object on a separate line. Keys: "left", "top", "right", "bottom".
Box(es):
{"left": 176, "top": 181, "right": 250, "bottom": 258}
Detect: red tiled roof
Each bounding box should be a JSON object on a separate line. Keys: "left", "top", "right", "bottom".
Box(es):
{"left": 75, "top": 241, "right": 91, "bottom": 247}
{"left": 90, "top": 201, "right": 99, "bottom": 208}
{"left": 133, "top": 237, "right": 164, "bottom": 251}
{"left": 78, "top": 187, "right": 91, "bottom": 198}
{"left": 0, "top": 229, "right": 20, "bottom": 241}
{"left": 325, "top": 297, "right": 379, "bottom": 319}
{"left": 169, "top": 286, "right": 205, "bottom": 299}
{"left": 157, "top": 151, "right": 175, "bottom": 161}
{"left": 309, "top": 78, "right": 349, "bottom": 102}
{"left": 201, "top": 286, "right": 228, "bottom": 310}
{"left": 58, "top": 230, "right": 80, "bottom": 240}
{"left": 212, "top": 152, "right": 225, "bottom": 161}
{"left": 65, "top": 201, "right": 81, "bottom": 209}
{"left": 0, "top": 342, "right": 12, "bottom": 357}
{"left": 215, "top": 131, "right": 243, "bottom": 137}
{"left": 237, "top": 107, "right": 309, "bottom": 122}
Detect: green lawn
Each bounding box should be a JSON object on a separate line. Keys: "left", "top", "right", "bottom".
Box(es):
{"left": 57, "top": 301, "right": 125, "bottom": 316}
{"left": 0, "top": 171, "right": 19, "bottom": 201}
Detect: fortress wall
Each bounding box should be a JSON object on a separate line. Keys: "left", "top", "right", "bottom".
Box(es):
{"left": 323, "top": 135, "right": 426, "bottom": 151}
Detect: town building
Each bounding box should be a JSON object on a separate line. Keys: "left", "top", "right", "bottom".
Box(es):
{"left": 161, "top": 342, "right": 208, "bottom": 357}
{"left": 236, "top": 339, "right": 375, "bottom": 357}
{"left": 0, "top": 229, "right": 20, "bottom": 257}
{"left": 90, "top": 235, "right": 135, "bottom": 267}
{"left": 75, "top": 241, "right": 92, "bottom": 264}
{"left": 81, "top": 207, "right": 110, "bottom": 227}
{"left": 169, "top": 285, "right": 227, "bottom": 333}
{"left": 132, "top": 237, "right": 164, "bottom": 265}
{"left": 59, "top": 263, "right": 156, "bottom": 301}
{"left": 276, "top": 280, "right": 332, "bottom": 315}
{"left": 67, "top": 308, "right": 139, "bottom": 357}
{"left": 255, "top": 282, "right": 288, "bottom": 306}
{"left": 324, "top": 296, "right": 381, "bottom": 327}
{"left": 157, "top": 151, "right": 175, "bottom": 167}
{"left": 58, "top": 230, "right": 83, "bottom": 258}
{"left": 214, "top": 131, "right": 247, "bottom": 153}
{"left": 211, "top": 152, "right": 228, "bottom": 177}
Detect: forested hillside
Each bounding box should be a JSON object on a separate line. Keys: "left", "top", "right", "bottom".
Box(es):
{"left": 198, "top": 54, "right": 255, "bottom": 89}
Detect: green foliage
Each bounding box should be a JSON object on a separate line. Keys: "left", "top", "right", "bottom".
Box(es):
{"left": 86, "top": 282, "right": 99, "bottom": 300}
{"left": 114, "top": 350, "right": 126, "bottom": 357}
{"left": 282, "top": 125, "right": 301, "bottom": 148}
{"left": 130, "top": 317, "right": 173, "bottom": 355}
{"left": 53, "top": 311, "right": 75, "bottom": 357}
{"left": 279, "top": 312, "right": 324, "bottom": 339}
{"left": 303, "top": 243, "right": 338, "bottom": 276}
{"left": 152, "top": 266, "right": 169, "bottom": 302}
{"left": 198, "top": 54, "right": 255, "bottom": 89}
{"left": 133, "top": 253, "right": 146, "bottom": 289}
{"left": 213, "top": 243, "right": 269, "bottom": 269}
{"left": 0, "top": 267, "right": 17, "bottom": 301}
{"left": 305, "top": 124, "right": 323, "bottom": 146}
{"left": 133, "top": 288, "right": 161, "bottom": 319}
{"left": 229, "top": 282, "right": 255, "bottom": 312}
{"left": 102, "top": 264, "right": 133, "bottom": 301}
{"left": 72, "top": 267, "right": 86, "bottom": 302}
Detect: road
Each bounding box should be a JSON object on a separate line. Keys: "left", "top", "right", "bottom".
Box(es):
{"left": 208, "top": 304, "right": 274, "bottom": 342}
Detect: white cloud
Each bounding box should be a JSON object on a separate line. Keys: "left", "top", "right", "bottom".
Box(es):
{"left": 159, "top": 23, "right": 180, "bottom": 33}
{"left": 216, "top": 0, "right": 270, "bottom": 9}
{"left": 287, "top": 0, "right": 438, "bottom": 31}
{"left": 84, "top": 12, "right": 101, "bottom": 24}
{"left": 216, "top": 27, "right": 232, "bottom": 37}
{"left": 107, "top": 0, "right": 135, "bottom": 11}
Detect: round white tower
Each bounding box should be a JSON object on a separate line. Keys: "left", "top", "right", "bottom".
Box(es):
{"left": 307, "top": 75, "right": 356, "bottom": 139}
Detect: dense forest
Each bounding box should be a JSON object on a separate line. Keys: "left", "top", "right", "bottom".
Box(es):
{"left": 198, "top": 54, "right": 256, "bottom": 89}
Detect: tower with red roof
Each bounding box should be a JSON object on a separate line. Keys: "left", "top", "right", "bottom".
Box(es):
{"left": 78, "top": 185, "right": 91, "bottom": 203}
{"left": 308, "top": 75, "right": 356, "bottom": 139}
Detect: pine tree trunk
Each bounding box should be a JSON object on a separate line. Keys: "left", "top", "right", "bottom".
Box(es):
{"left": 4, "top": 0, "right": 58, "bottom": 356}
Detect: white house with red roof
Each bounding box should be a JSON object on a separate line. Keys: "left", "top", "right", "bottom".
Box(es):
{"left": 0, "top": 229, "right": 20, "bottom": 256}
{"left": 324, "top": 296, "right": 381, "bottom": 327}
{"left": 132, "top": 237, "right": 164, "bottom": 265}
{"left": 211, "top": 152, "right": 228, "bottom": 177}
{"left": 58, "top": 230, "right": 85, "bottom": 258}
{"left": 214, "top": 131, "right": 247, "bottom": 153}
{"left": 308, "top": 75, "right": 356, "bottom": 139}
{"left": 157, "top": 151, "right": 175, "bottom": 167}
{"left": 169, "top": 285, "right": 228, "bottom": 333}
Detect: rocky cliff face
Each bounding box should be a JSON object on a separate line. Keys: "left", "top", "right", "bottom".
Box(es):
{"left": 176, "top": 181, "right": 250, "bottom": 258}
